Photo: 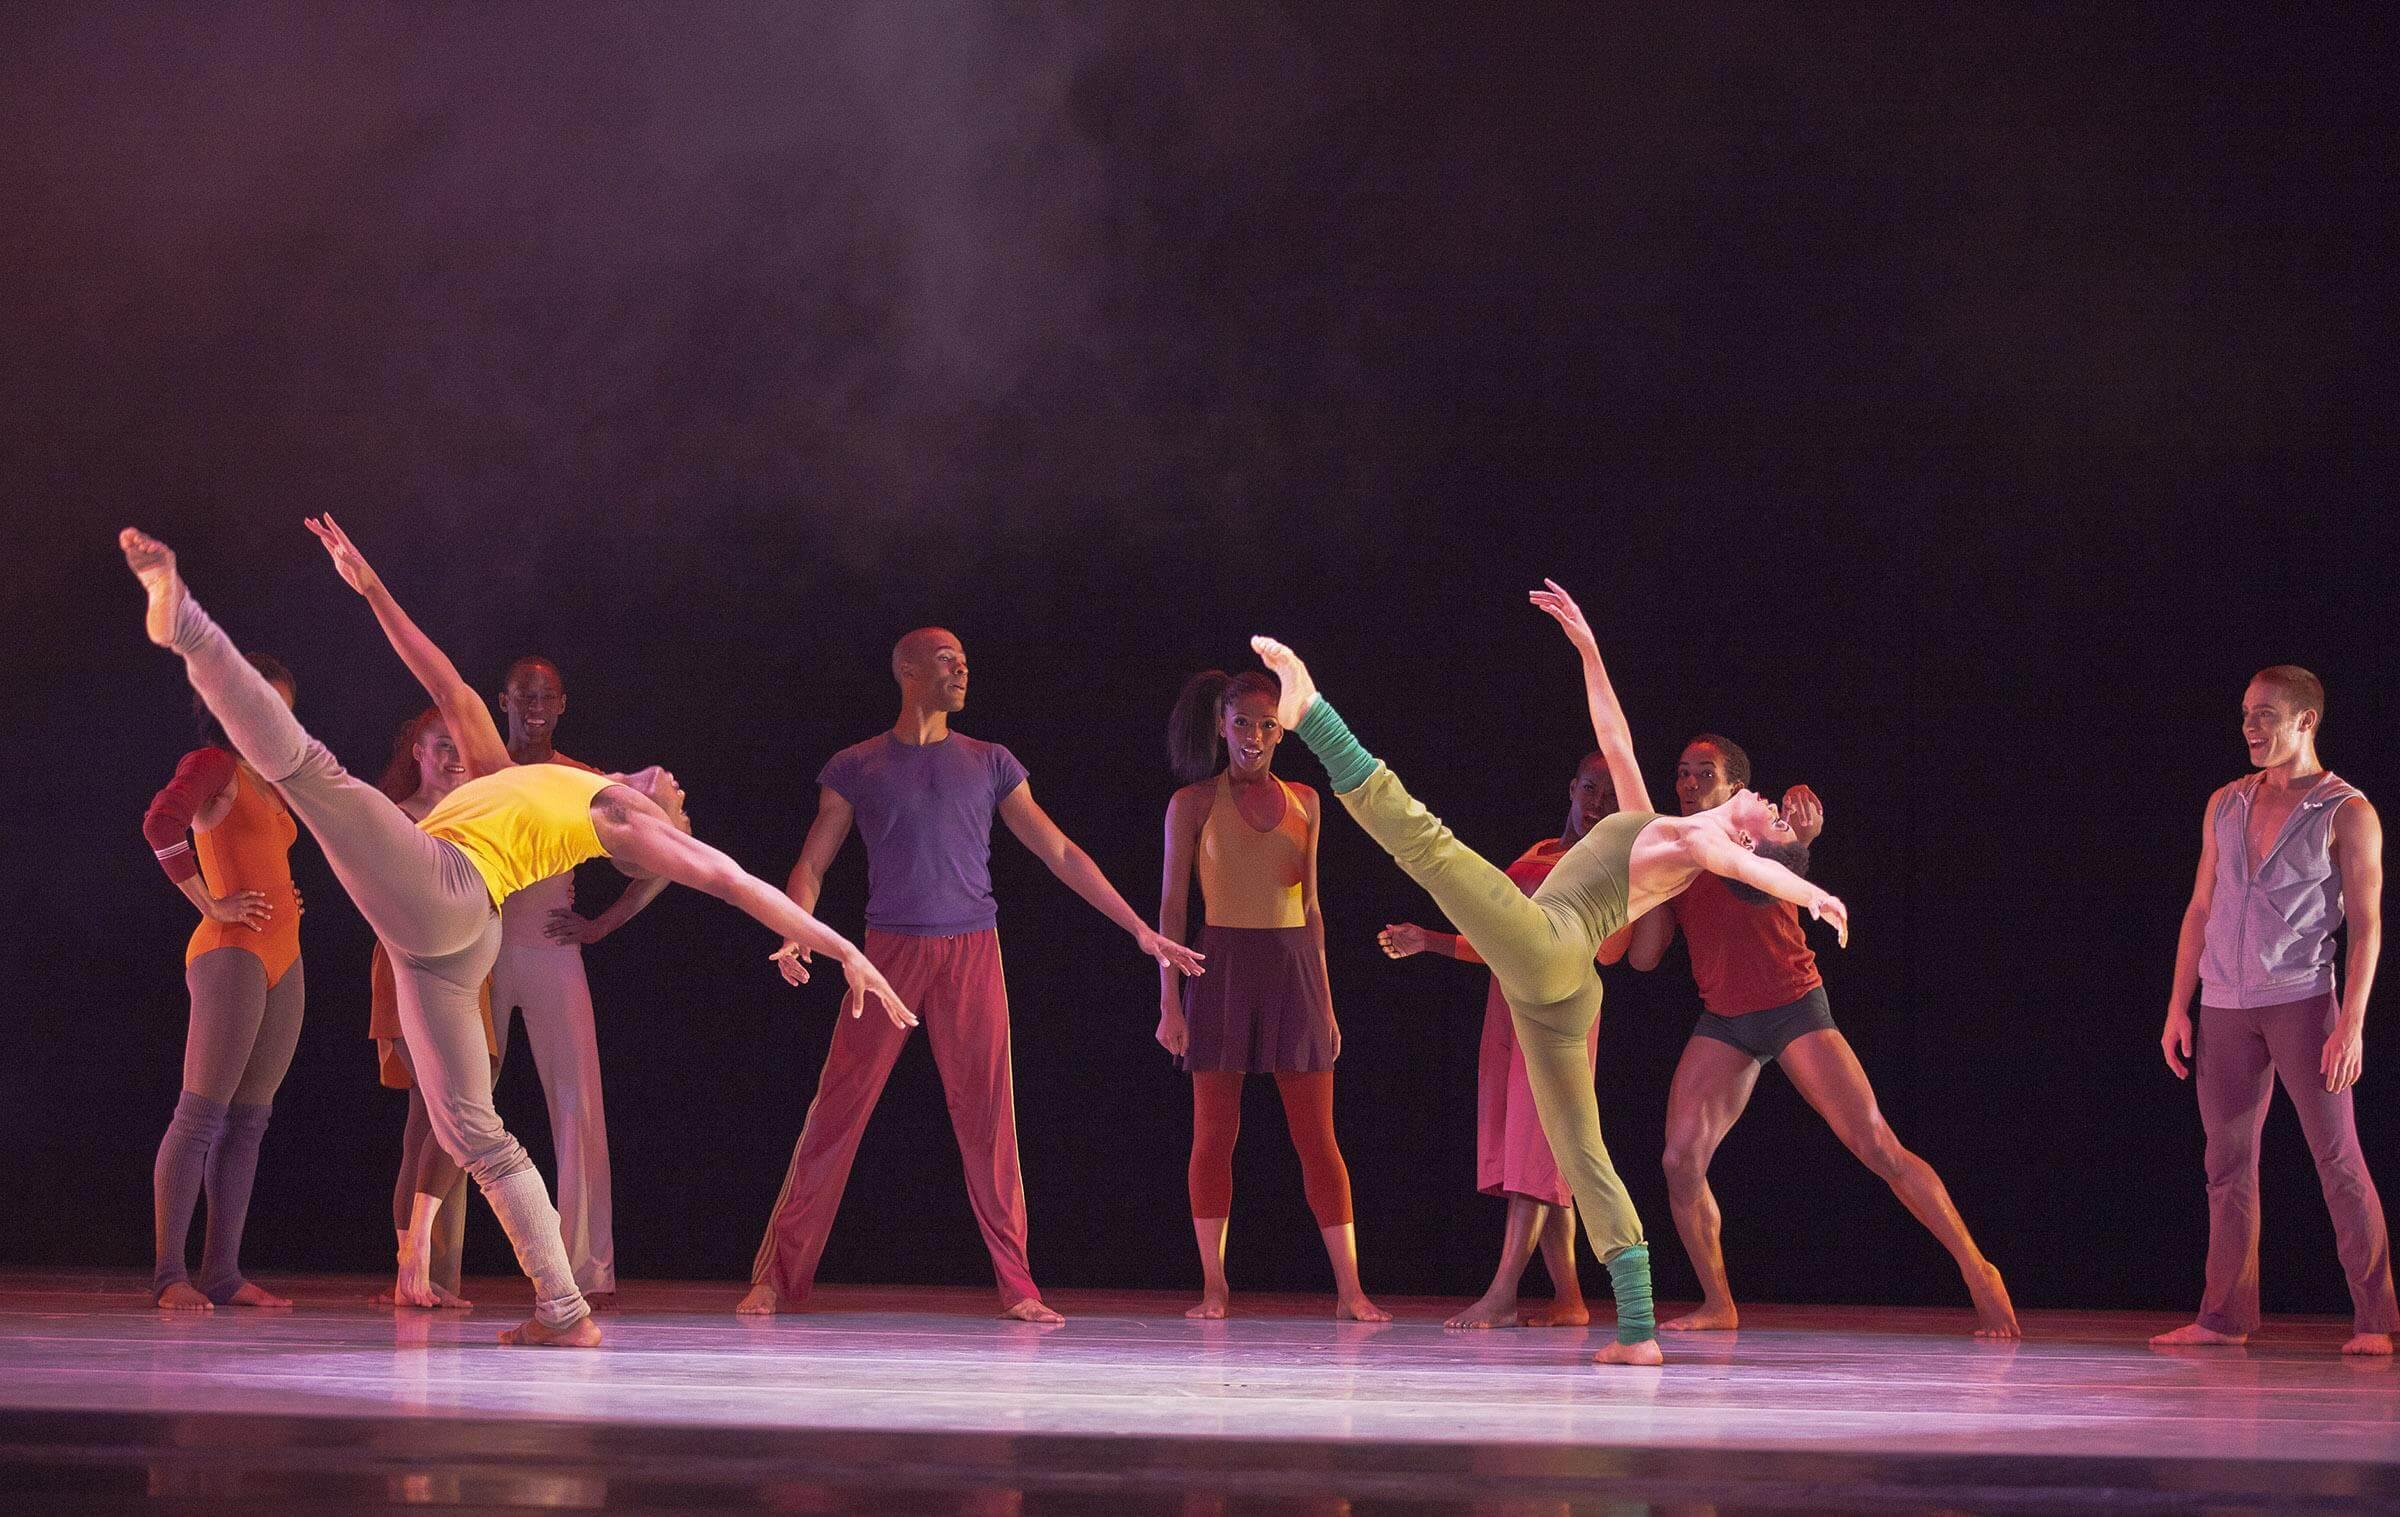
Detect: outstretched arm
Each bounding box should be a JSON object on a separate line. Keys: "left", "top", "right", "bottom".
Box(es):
{"left": 590, "top": 785, "right": 916, "bottom": 1028}
{"left": 304, "top": 514, "right": 510, "bottom": 778}
{"left": 1682, "top": 825, "right": 1848, "bottom": 946}
{"left": 1002, "top": 783, "right": 1205, "bottom": 976}
{"left": 1528, "top": 580, "right": 1654, "bottom": 815}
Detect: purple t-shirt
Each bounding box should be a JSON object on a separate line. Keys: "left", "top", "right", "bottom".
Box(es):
{"left": 818, "top": 732, "right": 1029, "bottom": 936}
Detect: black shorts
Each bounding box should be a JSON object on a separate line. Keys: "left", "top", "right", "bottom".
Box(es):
{"left": 1691, "top": 986, "right": 1835, "bottom": 1063}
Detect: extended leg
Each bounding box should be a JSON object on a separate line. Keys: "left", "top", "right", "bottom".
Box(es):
{"left": 1658, "top": 1034, "right": 1763, "bottom": 1330}
{"left": 2260, "top": 997, "right": 2398, "bottom": 1352}
{"left": 1780, "top": 1029, "right": 2017, "bottom": 1337}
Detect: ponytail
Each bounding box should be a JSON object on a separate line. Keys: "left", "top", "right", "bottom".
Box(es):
{"left": 1168, "top": 668, "right": 1281, "bottom": 785}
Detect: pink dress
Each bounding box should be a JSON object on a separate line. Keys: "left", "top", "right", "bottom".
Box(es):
{"left": 1473, "top": 839, "right": 1614, "bottom": 1206}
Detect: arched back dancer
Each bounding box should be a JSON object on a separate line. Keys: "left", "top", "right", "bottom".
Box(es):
{"left": 1250, "top": 581, "right": 1845, "bottom": 1366}
{"left": 122, "top": 522, "right": 911, "bottom": 1348}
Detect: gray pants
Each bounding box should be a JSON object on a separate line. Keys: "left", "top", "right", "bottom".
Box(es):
{"left": 2198, "top": 992, "right": 2398, "bottom": 1335}
{"left": 152, "top": 948, "right": 304, "bottom": 1300}
{"left": 168, "top": 591, "right": 586, "bottom": 1327}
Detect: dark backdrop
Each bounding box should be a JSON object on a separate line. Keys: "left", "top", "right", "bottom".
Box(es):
{"left": 3, "top": 3, "right": 2392, "bottom": 1316}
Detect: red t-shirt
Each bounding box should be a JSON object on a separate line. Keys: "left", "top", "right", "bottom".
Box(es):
{"left": 1668, "top": 870, "right": 1820, "bottom": 1015}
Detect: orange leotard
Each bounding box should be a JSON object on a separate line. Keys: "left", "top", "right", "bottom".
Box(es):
{"left": 183, "top": 765, "right": 302, "bottom": 986}
{"left": 1195, "top": 772, "right": 1310, "bottom": 929}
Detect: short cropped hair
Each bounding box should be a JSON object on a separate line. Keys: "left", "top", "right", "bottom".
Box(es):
{"left": 2251, "top": 665, "right": 2325, "bottom": 724}
{"left": 1683, "top": 733, "right": 1752, "bottom": 788}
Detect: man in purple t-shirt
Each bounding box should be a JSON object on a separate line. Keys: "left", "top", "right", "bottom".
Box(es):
{"left": 738, "top": 627, "right": 1205, "bottom": 1322}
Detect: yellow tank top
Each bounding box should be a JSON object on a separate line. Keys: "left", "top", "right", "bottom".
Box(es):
{"left": 1196, "top": 772, "right": 1309, "bottom": 929}
{"left": 420, "top": 764, "right": 615, "bottom": 908}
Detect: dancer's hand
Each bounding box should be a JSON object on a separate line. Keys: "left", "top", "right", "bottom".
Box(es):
{"left": 294, "top": 888, "right": 304, "bottom": 919}
{"left": 2322, "top": 1016, "right": 2365, "bottom": 1094}
{"left": 841, "top": 950, "right": 915, "bottom": 1029}
{"left": 768, "top": 940, "right": 813, "bottom": 985}
{"left": 204, "top": 889, "right": 272, "bottom": 930}
{"left": 304, "top": 513, "right": 383, "bottom": 596}
{"left": 2160, "top": 1008, "right": 2193, "bottom": 1080}
{"left": 546, "top": 908, "right": 609, "bottom": 946}
{"left": 1138, "top": 925, "right": 1206, "bottom": 977}
{"left": 1807, "top": 889, "right": 1849, "bottom": 948}
{"left": 1528, "top": 579, "right": 1599, "bottom": 658}
{"left": 1378, "top": 923, "right": 1433, "bottom": 959}
{"left": 1780, "top": 785, "right": 1825, "bottom": 845}
{"left": 1155, "top": 1002, "right": 1188, "bottom": 1058}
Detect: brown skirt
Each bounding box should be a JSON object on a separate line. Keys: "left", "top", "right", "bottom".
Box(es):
{"left": 1180, "top": 924, "right": 1337, "bottom": 1074}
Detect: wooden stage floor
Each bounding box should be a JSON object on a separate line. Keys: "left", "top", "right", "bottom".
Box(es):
{"left": 1, "top": 1271, "right": 2394, "bottom": 1514}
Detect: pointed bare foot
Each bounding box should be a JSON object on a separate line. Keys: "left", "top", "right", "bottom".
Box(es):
{"left": 1968, "top": 1262, "right": 2020, "bottom": 1338}
{"left": 734, "top": 1283, "right": 787, "bottom": 1315}
{"left": 1594, "top": 1338, "right": 1666, "bottom": 1366}
{"left": 1524, "top": 1300, "right": 1590, "bottom": 1328}
{"left": 155, "top": 1282, "right": 214, "bottom": 1312}
{"left": 1336, "top": 1294, "right": 1391, "bottom": 1323}
{"left": 2150, "top": 1321, "right": 2246, "bottom": 1346}
{"left": 584, "top": 1291, "right": 618, "bottom": 1313}
{"left": 1443, "top": 1292, "right": 1524, "bottom": 1330}
{"left": 1002, "top": 1298, "right": 1065, "bottom": 1324}
{"left": 120, "top": 528, "right": 185, "bottom": 646}
{"left": 1248, "top": 637, "right": 1318, "bottom": 730}
{"left": 1662, "top": 1303, "right": 1740, "bottom": 1332}
{"left": 1186, "top": 1290, "right": 1230, "bottom": 1320}
{"left": 224, "top": 1282, "right": 292, "bottom": 1308}
{"left": 498, "top": 1314, "right": 603, "bottom": 1347}
{"left": 2343, "top": 1333, "right": 2394, "bottom": 1356}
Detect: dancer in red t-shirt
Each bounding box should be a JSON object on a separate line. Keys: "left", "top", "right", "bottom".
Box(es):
{"left": 1628, "top": 736, "right": 2016, "bottom": 1337}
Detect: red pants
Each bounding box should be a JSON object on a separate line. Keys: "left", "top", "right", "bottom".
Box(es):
{"left": 751, "top": 928, "right": 1038, "bottom": 1308}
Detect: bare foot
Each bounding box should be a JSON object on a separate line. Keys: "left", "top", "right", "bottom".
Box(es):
{"left": 1186, "top": 1290, "right": 1230, "bottom": 1320}
{"left": 734, "top": 1283, "right": 786, "bottom": 1316}
{"left": 498, "top": 1314, "right": 603, "bottom": 1348}
{"left": 1336, "top": 1294, "right": 1391, "bottom": 1323}
{"left": 584, "top": 1291, "right": 618, "bottom": 1313}
{"left": 1594, "top": 1338, "right": 1666, "bottom": 1366}
{"left": 1968, "top": 1262, "right": 2021, "bottom": 1339}
{"left": 1002, "top": 1298, "right": 1066, "bottom": 1324}
{"left": 1662, "top": 1303, "right": 1740, "bottom": 1332}
{"left": 2150, "top": 1321, "right": 2247, "bottom": 1346}
{"left": 388, "top": 1280, "right": 472, "bottom": 1310}
{"left": 155, "top": 1282, "right": 214, "bottom": 1312}
{"left": 224, "top": 1282, "right": 292, "bottom": 1309}
{"left": 119, "top": 528, "right": 185, "bottom": 646}
{"left": 2343, "top": 1333, "right": 2394, "bottom": 1356}
{"left": 1444, "top": 1292, "right": 1524, "bottom": 1330}
{"left": 1248, "top": 637, "right": 1318, "bottom": 730}
{"left": 1525, "top": 1300, "right": 1591, "bottom": 1328}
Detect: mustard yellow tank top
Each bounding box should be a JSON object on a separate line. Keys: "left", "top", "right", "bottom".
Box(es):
{"left": 420, "top": 763, "right": 615, "bottom": 908}
{"left": 1196, "top": 772, "right": 1309, "bottom": 929}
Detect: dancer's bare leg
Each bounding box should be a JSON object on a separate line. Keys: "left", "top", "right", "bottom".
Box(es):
{"left": 735, "top": 1283, "right": 787, "bottom": 1315}
{"left": 499, "top": 1316, "right": 604, "bottom": 1347}
{"left": 2344, "top": 1333, "right": 2394, "bottom": 1356}
{"left": 1189, "top": 1217, "right": 1231, "bottom": 1319}
{"left": 1320, "top": 1223, "right": 1388, "bottom": 1322}
{"left": 2151, "top": 1322, "right": 2247, "bottom": 1346}
{"left": 155, "top": 1282, "right": 213, "bottom": 1312}
{"left": 1780, "top": 1030, "right": 2020, "bottom": 1338}
{"left": 1001, "top": 1298, "right": 1066, "bottom": 1324}
{"left": 1529, "top": 1203, "right": 1590, "bottom": 1326}
{"left": 223, "top": 1282, "right": 291, "bottom": 1308}
{"left": 393, "top": 1194, "right": 471, "bottom": 1309}
{"left": 1447, "top": 1196, "right": 1547, "bottom": 1329}
{"left": 1659, "top": 1037, "right": 1761, "bottom": 1331}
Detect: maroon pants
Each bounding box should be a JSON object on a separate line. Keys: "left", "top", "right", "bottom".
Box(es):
{"left": 2196, "top": 992, "right": 2398, "bottom": 1335}
{"left": 750, "top": 928, "right": 1038, "bottom": 1308}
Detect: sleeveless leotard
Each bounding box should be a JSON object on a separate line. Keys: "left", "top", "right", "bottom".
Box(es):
{"left": 420, "top": 765, "right": 615, "bottom": 908}
{"left": 185, "top": 765, "right": 303, "bottom": 986}
{"left": 1196, "top": 773, "right": 1308, "bottom": 929}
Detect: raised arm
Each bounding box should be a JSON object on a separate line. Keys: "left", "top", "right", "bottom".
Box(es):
{"left": 1528, "top": 580, "right": 1654, "bottom": 815}
{"left": 1001, "top": 782, "right": 1205, "bottom": 976}
{"left": 2160, "top": 787, "right": 2227, "bottom": 1080}
{"left": 304, "top": 514, "right": 509, "bottom": 778}
{"left": 2323, "top": 795, "right": 2382, "bottom": 1094}
{"left": 1682, "top": 825, "right": 1848, "bottom": 946}
{"left": 589, "top": 782, "right": 914, "bottom": 1029}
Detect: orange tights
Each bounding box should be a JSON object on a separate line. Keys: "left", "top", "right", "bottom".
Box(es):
{"left": 1188, "top": 1071, "right": 1353, "bottom": 1227}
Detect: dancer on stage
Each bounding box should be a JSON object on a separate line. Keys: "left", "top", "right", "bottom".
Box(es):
{"left": 1157, "top": 669, "right": 1385, "bottom": 1322}
{"left": 743, "top": 627, "right": 1206, "bottom": 1323}
{"left": 141, "top": 654, "right": 306, "bottom": 1310}
{"left": 367, "top": 708, "right": 498, "bottom": 1309}
{"left": 2154, "top": 666, "right": 2394, "bottom": 1355}
{"left": 1250, "top": 581, "right": 1846, "bottom": 1366}
{"left": 1378, "top": 752, "right": 1628, "bottom": 1330}
{"left": 1626, "top": 737, "right": 2017, "bottom": 1337}
{"left": 489, "top": 654, "right": 667, "bottom": 1306}
{"left": 122, "top": 521, "right": 912, "bottom": 1348}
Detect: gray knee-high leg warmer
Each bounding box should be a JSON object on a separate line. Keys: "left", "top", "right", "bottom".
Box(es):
{"left": 152, "top": 1090, "right": 228, "bottom": 1298}
{"left": 479, "top": 1168, "right": 589, "bottom": 1328}
{"left": 196, "top": 1103, "right": 271, "bottom": 1303}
